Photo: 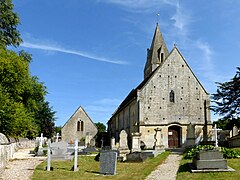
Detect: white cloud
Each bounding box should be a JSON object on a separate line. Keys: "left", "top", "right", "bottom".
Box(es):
{"left": 170, "top": 1, "right": 190, "bottom": 32}
{"left": 21, "top": 41, "right": 128, "bottom": 65}
{"left": 98, "top": 0, "right": 178, "bottom": 12}
{"left": 196, "top": 40, "right": 213, "bottom": 67}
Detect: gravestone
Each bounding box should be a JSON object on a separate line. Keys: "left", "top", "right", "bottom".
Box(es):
{"left": 232, "top": 125, "right": 239, "bottom": 137}
{"left": 192, "top": 150, "right": 227, "bottom": 170}
{"left": 54, "top": 133, "right": 61, "bottom": 142}
{"left": 100, "top": 151, "right": 117, "bottom": 175}
{"left": 131, "top": 132, "right": 141, "bottom": 152}
{"left": 212, "top": 124, "right": 222, "bottom": 147}
{"left": 118, "top": 130, "right": 130, "bottom": 161}
{"left": 154, "top": 128, "right": 163, "bottom": 150}
{"left": 51, "top": 141, "right": 72, "bottom": 160}
{"left": 186, "top": 123, "right": 195, "bottom": 147}
{"left": 85, "top": 132, "right": 91, "bottom": 147}
{"left": 111, "top": 137, "right": 117, "bottom": 150}
{"left": 90, "top": 138, "right": 95, "bottom": 147}
{"left": 0, "top": 133, "right": 9, "bottom": 144}
{"left": 119, "top": 130, "right": 128, "bottom": 149}
{"left": 37, "top": 133, "right": 45, "bottom": 156}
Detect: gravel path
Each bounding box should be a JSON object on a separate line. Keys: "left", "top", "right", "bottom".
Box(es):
{"left": 0, "top": 149, "right": 181, "bottom": 180}
{"left": 146, "top": 153, "right": 182, "bottom": 180}
{"left": 0, "top": 149, "right": 46, "bottom": 180}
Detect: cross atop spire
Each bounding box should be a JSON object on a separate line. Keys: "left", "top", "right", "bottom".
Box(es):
{"left": 157, "top": 13, "right": 160, "bottom": 24}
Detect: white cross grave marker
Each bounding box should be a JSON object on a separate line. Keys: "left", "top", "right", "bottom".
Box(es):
{"left": 74, "top": 139, "right": 79, "bottom": 171}
{"left": 55, "top": 133, "right": 60, "bottom": 142}
{"left": 47, "top": 139, "right": 51, "bottom": 171}
{"left": 212, "top": 124, "right": 222, "bottom": 147}
{"left": 39, "top": 133, "right": 44, "bottom": 148}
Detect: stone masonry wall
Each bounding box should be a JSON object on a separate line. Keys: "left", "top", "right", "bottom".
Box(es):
{"left": 139, "top": 48, "right": 211, "bottom": 126}
{"left": 0, "top": 139, "right": 35, "bottom": 173}
{"left": 62, "top": 107, "right": 98, "bottom": 143}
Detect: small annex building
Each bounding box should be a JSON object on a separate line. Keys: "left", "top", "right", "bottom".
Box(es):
{"left": 61, "top": 106, "right": 98, "bottom": 145}
{"left": 108, "top": 23, "right": 212, "bottom": 149}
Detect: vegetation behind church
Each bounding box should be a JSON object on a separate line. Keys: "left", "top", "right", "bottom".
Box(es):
{"left": 0, "top": 0, "right": 55, "bottom": 139}
{"left": 212, "top": 67, "right": 240, "bottom": 130}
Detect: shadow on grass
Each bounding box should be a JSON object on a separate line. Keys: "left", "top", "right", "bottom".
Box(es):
{"left": 178, "top": 163, "right": 191, "bottom": 173}
{"left": 85, "top": 170, "right": 101, "bottom": 175}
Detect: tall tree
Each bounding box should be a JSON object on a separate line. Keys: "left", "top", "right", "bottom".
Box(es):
{"left": 212, "top": 67, "right": 240, "bottom": 121}
{"left": 0, "top": 48, "right": 38, "bottom": 138}
{"left": 0, "top": 0, "right": 56, "bottom": 138}
{"left": 0, "top": 0, "right": 22, "bottom": 47}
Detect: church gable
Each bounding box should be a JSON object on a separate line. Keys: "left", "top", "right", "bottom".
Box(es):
{"left": 108, "top": 23, "right": 212, "bottom": 149}
{"left": 138, "top": 47, "right": 210, "bottom": 125}
{"left": 61, "top": 106, "right": 98, "bottom": 143}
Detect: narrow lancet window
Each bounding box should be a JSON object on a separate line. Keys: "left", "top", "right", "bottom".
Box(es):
{"left": 77, "top": 121, "right": 80, "bottom": 131}
{"left": 81, "top": 121, "right": 84, "bottom": 131}
{"left": 170, "top": 90, "right": 175, "bottom": 103}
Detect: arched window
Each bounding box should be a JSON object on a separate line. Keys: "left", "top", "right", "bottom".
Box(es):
{"left": 77, "top": 121, "right": 80, "bottom": 131}
{"left": 161, "top": 53, "right": 164, "bottom": 63}
{"left": 170, "top": 90, "right": 175, "bottom": 103}
{"left": 77, "top": 120, "right": 84, "bottom": 132}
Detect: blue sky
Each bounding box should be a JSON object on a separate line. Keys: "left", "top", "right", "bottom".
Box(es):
{"left": 12, "top": 0, "right": 239, "bottom": 126}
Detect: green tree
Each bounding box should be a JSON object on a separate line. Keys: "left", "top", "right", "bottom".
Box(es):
{"left": 214, "top": 118, "right": 240, "bottom": 130}
{"left": 0, "top": 47, "right": 55, "bottom": 139}
{"left": 0, "top": 49, "right": 38, "bottom": 138}
{"left": 0, "top": 0, "right": 22, "bottom": 47}
{"left": 212, "top": 67, "right": 240, "bottom": 120}
{"left": 94, "top": 122, "right": 106, "bottom": 147}
{"left": 0, "top": 0, "right": 55, "bottom": 139}
{"left": 95, "top": 122, "right": 106, "bottom": 133}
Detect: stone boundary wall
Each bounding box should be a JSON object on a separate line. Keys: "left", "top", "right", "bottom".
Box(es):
{"left": 0, "top": 139, "right": 35, "bottom": 173}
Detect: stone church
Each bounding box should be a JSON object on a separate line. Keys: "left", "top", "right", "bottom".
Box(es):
{"left": 108, "top": 23, "right": 212, "bottom": 149}
{"left": 61, "top": 106, "right": 97, "bottom": 145}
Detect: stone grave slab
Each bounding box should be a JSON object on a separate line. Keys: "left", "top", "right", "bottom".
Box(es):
{"left": 190, "top": 149, "right": 235, "bottom": 173}
{"left": 51, "top": 141, "right": 72, "bottom": 160}
{"left": 100, "top": 151, "right": 117, "bottom": 175}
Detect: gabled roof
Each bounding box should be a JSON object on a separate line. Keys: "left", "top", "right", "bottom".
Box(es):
{"left": 62, "top": 105, "right": 97, "bottom": 129}
{"left": 111, "top": 46, "right": 209, "bottom": 117}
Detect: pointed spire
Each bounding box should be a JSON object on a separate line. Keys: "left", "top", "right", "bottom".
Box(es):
{"left": 144, "top": 23, "right": 169, "bottom": 79}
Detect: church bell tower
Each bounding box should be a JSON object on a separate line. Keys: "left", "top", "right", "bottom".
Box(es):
{"left": 144, "top": 23, "right": 169, "bottom": 79}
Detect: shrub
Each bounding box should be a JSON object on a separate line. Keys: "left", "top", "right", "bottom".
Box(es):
{"left": 184, "top": 145, "right": 214, "bottom": 159}
{"left": 220, "top": 147, "right": 240, "bottom": 159}
{"left": 184, "top": 145, "right": 240, "bottom": 159}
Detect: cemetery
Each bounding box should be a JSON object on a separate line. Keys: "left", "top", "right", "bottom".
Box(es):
{"left": 16, "top": 125, "right": 240, "bottom": 179}
{"left": 0, "top": 1, "right": 240, "bottom": 179}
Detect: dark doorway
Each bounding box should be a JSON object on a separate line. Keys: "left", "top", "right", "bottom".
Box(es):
{"left": 168, "top": 126, "right": 181, "bottom": 148}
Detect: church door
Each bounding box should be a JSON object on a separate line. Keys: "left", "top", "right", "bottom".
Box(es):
{"left": 168, "top": 126, "right": 181, "bottom": 148}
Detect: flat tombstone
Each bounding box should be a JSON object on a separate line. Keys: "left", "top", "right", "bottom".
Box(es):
{"left": 100, "top": 151, "right": 117, "bottom": 175}
{"left": 51, "top": 141, "right": 68, "bottom": 153}
{"left": 51, "top": 141, "right": 69, "bottom": 159}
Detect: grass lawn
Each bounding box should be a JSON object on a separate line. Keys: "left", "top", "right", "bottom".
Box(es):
{"left": 32, "top": 151, "right": 170, "bottom": 180}
{"left": 177, "top": 158, "right": 240, "bottom": 180}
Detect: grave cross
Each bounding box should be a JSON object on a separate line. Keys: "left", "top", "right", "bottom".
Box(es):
{"left": 212, "top": 124, "right": 222, "bottom": 147}
{"left": 74, "top": 139, "right": 78, "bottom": 171}
{"left": 39, "top": 133, "right": 44, "bottom": 148}
{"left": 47, "top": 139, "right": 51, "bottom": 171}
{"left": 54, "top": 133, "right": 61, "bottom": 142}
